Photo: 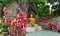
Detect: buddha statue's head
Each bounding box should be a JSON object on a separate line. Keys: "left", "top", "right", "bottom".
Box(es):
{"left": 30, "top": 14, "right": 33, "bottom": 18}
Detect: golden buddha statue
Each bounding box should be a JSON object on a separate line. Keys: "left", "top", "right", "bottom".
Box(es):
{"left": 28, "top": 14, "right": 35, "bottom": 26}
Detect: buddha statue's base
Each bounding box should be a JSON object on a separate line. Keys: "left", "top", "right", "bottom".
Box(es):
{"left": 26, "top": 24, "right": 42, "bottom": 32}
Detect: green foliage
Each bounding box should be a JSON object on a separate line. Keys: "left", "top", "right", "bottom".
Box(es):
{"left": 31, "top": 0, "right": 45, "bottom": 4}
{"left": 32, "top": 0, "right": 59, "bottom": 18}
{"left": 52, "top": 5, "right": 59, "bottom": 17}
{"left": 37, "top": 4, "right": 50, "bottom": 18}
{"left": 47, "top": 0, "right": 57, "bottom": 3}
{"left": 32, "top": 0, "right": 50, "bottom": 18}
{"left": 0, "top": 24, "right": 3, "bottom": 29}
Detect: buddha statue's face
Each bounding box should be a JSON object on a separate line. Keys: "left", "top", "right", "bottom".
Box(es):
{"left": 30, "top": 14, "right": 33, "bottom": 18}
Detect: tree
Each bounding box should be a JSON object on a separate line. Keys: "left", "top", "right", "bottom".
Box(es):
{"left": 32, "top": 0, "right": 50, "bottom": 18}
{"left": 47, "top": 0, "right": 57, "bottom": 3}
